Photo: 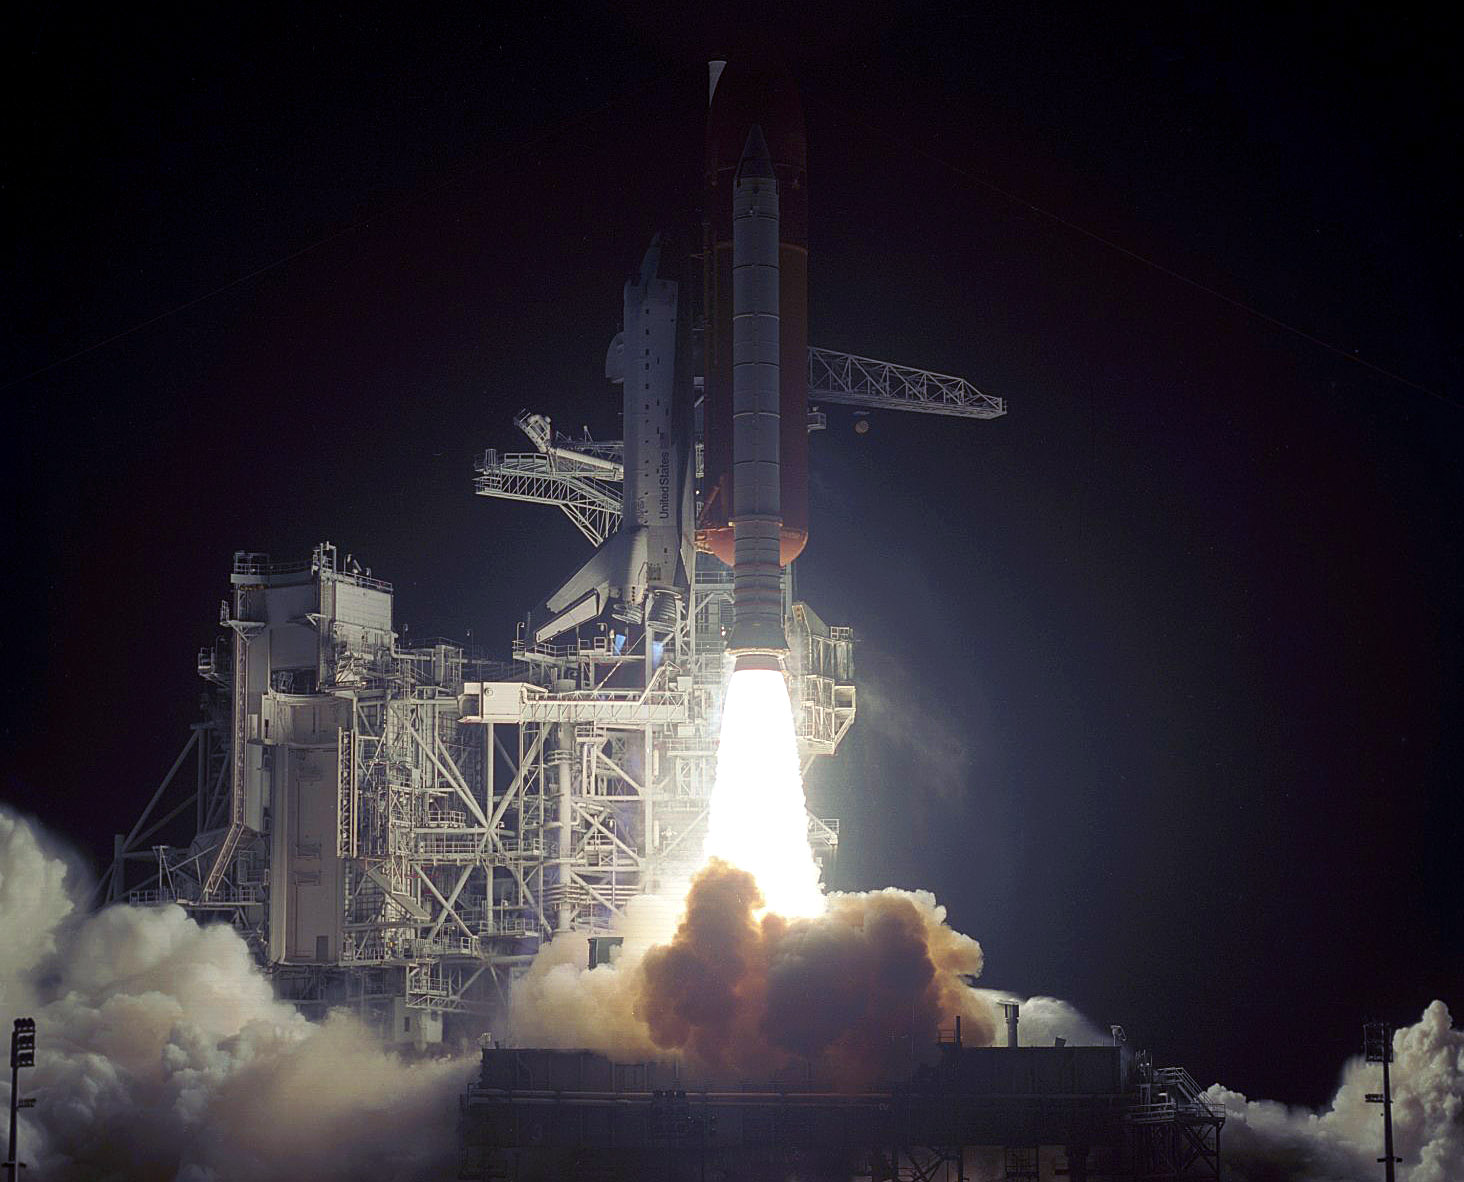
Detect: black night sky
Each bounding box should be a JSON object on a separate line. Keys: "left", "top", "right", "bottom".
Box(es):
{"left": 7, "top": 5, "right": 1459, "bottom": 1111}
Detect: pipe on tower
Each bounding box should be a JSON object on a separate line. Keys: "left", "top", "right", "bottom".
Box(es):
{"left": 1000, "top": 1001, "right": 1021, "bottom": 1048}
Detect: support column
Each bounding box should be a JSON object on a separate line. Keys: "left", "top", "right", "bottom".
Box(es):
{"left": 554, "top": 722, "right": 574, "bottom": 932}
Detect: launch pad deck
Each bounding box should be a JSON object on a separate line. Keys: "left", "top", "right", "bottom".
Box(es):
{"left": 459, "top": 1042, "right": 1222, "bottom": 1181}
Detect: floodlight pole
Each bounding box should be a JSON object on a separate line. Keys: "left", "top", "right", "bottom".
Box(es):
{"left": 1381, "top": 1047, "right": 1396, "bottom": 1182}
{"left": 1363, "top": 1021, "right": 1400, "bottom": 1182}
{"left": 7, "top": 1017, "right": 35, "bottom": 1182}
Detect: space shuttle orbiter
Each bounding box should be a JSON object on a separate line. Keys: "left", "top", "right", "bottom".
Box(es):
{"left": 502, "top": 61, "right": 1001, "bottom": 656}
{"left": 534, "top": 237, "right": 696, "bottom": 643}
{"left": 535, "top": 63, "right": 806, "bottom": 657}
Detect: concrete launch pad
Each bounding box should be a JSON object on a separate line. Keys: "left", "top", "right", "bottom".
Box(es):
{"left": 459, "top": 1035, "right": 1223, "bottom": 1181}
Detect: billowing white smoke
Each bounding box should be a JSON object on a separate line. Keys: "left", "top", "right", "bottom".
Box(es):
{"left": 962, "top": 995, "right": 1464, "bottom": 1180}
{"left": 9, "top": 795, "right": 1460, "bottom": 1181}
{"left": 505, "top": 891, "right": 680, "bottom": 1061}
{"left": 0, "top": 808, "right": 468, "bottom": 1182}
{"left": 965, "top": 989, "right": 1113, "bottom": 1046}
{"left": 1211, "top": 1000, "right": 1464, "bottom": 1182}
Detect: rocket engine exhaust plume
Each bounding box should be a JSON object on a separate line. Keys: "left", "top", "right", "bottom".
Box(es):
{"left": 703, "top": 666, "right": 824, "bottom": 919}
{"left": 507, "top": 661, "right": 1003, "bottom": 1085}
{"left": 509, "top": 651, "right": 1005, "bottom": 1086}
{"left": 518, "top": 666, "right": 1003, "bottom": 1087}
{"left": 10, "top": 807, "right": 1462, "bottom": 1178}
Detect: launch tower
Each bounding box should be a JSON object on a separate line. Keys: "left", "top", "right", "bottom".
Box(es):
{"left": 103, "top": 62, "right": 1005, "bottom": 1041}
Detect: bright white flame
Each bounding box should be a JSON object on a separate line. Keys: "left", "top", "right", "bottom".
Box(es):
{"left": 702, "top": 668, "right": 826, "bottom": 918}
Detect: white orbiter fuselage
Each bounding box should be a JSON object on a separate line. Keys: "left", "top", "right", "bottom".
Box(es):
{"left": 536, "top": 239, "right": 695, "bottom": 643}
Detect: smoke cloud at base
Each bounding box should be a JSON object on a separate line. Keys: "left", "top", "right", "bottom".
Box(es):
{"left": 511, "top": 859, "right": 1000, "bottom": 1086}
{"left": 0, "top": 809, "right": 467, "bottom": 1182}
{"left": 507, "top": 857, "right": 1464, "bottom": 1178}
{"left": 5, "top": 807, "right": 1461, "bottom": 1180}
{"left": 964, "top": 989, "right": 1113, "bottom": 1047}
{"left": 1210, "top": 999, "right": 1464, "bottom": 1182}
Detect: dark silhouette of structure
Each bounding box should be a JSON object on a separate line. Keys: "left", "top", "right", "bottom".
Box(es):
{"left": 459, "top": 1023, "right": 1223, "bottom": 1181}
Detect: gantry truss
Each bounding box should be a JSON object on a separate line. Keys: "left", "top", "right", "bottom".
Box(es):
{"left": 105, "top": 337, "right": 997, "bottom": 1041}
{"left": 459, "top": 553, "right": 851, "bottom": 941}
{"left": 474, "top": 411, "right": 625, "bottom": 545}
{"left": 475, "top": 348, "right": 1006, "bottom": 544}
{"left": 1125, "top": 1061, "right": 1224, "bottom": 1181}
{"left": 104, "top": 547, "right": 537, "bottom": 1033}
{"left": 104, "top": 541, "right": 852, "bottom": 1040}
{"left": 808, "top": 347, "right": 1007, "bottom": 419}
{"left": 105, "top": 278, "right": 1002, "bottom": 1041}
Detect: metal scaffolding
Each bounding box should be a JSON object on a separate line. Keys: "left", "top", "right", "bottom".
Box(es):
{"left": 105, "top": 541, "right": 851, "bottom": 1042}
{"left": 474, "top": 346, "right": 1007, "bottom": 545}
{"left": 107, "top": 305, "right": 997, "bottom": 1041}
{"left": 459, "top": 550, "right": 850, "bottom": 937}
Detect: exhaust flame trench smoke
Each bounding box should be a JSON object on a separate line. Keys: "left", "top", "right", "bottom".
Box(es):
{"left": 637, "top": 861, "right": 997, "bottom": 1084}
{"left": 702, "top": 668, "right": 824, "bottom": 919}
{"left": 0, "top": 808, "right": 464, "bottom": 1182}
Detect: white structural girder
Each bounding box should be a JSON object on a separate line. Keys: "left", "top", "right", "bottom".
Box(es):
{"left": 522, "top": 691, "right": 687, "bottom": 725}
{"left": 475, "top": 351, "right": 1000, "bottom": 540}
{"left": 473, "top": 450, "right": 622, "bottom": 545}
{"left": 461, "top": 681, "right": 689, "bottom": 727}
{"left": 806, "top": 347, "right": 1007, "bottom": 418}
{"left": 513, "top": 410, "right": 625, "bottom": 475}
{"left": 476, "top": 349, "right": 999, "bottom": 540}
{"left": 808, "top": 815, "right": 840, "bottom": 849}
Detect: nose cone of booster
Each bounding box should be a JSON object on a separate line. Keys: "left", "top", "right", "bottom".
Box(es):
{"left": 736, "top": 123, "right": 775, "bottom": 182}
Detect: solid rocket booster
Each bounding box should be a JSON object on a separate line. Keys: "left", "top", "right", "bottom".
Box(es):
{"left": 699, "top": 61, "right": 809, "bottom": 571}
{"left": 726, "top": 125, "right": 790, "bottom": 665}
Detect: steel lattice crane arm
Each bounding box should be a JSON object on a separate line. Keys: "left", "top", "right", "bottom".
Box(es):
{"left": 474, "top": 451, "right": 622, "bottom": 545}
{"left": 473, "top": 412, "right": 626, "bottom": 544}
{"left": 806, "top": 347, "right": 1007, "bottom": 419}
{"left": 475, "top": 354, "right": 1004, "bottom": 541}
{"left": 513, "top": 411, "right": 625, "bottom": 476}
